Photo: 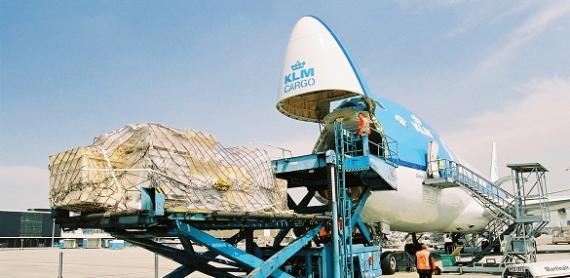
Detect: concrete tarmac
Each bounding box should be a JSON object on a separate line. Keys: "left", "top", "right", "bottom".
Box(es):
{"left": 0, "top": 245, "right": 568, "bottom": 278}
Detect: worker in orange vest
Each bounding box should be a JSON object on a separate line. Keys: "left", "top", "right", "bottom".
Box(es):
{"left": 318, "top": 225, "right": 328, "bottom": 238}
{"left": 416, "top": 244, "right": 436, "bottom": 278}
{"left": 357, "top": 113, "right": 371, "bottom": 136}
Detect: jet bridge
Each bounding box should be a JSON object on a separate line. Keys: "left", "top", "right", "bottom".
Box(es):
{"left": 424, "top": 160, "right": 550, "bottom": 272}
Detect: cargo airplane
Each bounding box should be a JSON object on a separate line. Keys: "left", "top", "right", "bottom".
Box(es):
{"left": 276, "top": 16, "right": 570, "bottom": 240}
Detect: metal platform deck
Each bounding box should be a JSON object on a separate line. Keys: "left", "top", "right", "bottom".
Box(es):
{"left": 55, "top": 208, "right": 329, "bottom": 233}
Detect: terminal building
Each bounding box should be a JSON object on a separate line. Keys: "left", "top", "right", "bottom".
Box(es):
{"left": 0, "top": 209, "right": 61, "bottom": 248}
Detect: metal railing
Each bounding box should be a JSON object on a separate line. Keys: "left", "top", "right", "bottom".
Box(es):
{"left": 339, "top": 126, "right": 399, "bottom": 166}
{"left": 382, "top": 135, "right": 400, "bottom": 167}
{"left": 428, "top": 160, "right": 551, "bottom": 264}
{"left": 430, "top": 159, "right": 516, "bottom": 219}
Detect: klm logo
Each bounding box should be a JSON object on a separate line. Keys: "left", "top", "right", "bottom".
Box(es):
{"left": 283, "top": 60, "right": 316, "bottom": 93}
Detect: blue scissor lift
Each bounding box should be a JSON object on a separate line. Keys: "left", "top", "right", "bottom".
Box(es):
{"left": 54, "top": 121, "right": 399, "bottom": 278}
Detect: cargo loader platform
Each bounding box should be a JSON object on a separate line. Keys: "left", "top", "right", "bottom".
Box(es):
{"left": 53, "top": 121, "right": 398, "bottom": 278}
{"left": 54, "top": 206, "right": 332, "bottom": 278}
{"left": 55, "top": 208, "right": 329, "bottom": 232}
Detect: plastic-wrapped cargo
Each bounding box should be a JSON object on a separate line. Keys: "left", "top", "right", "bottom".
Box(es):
{"left": 49, "top": 123, "right": 287, "bottom": 213}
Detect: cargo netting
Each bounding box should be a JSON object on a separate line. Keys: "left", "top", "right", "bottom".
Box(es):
{"left": 49, "top": 123, "right": 287, "bottom": 213}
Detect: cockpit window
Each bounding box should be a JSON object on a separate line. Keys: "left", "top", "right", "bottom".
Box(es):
{"left": 335, "top": 97, "right": 367, "bottom": 111}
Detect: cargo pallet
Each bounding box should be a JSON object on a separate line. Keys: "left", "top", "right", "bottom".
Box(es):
{"left": 54, "top": 122, "right": 399, "bottom": 278}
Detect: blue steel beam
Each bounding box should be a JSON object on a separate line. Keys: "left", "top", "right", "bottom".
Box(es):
{"left": 350, "top": 190, "right": 370, "bottom": 226}
{"left": 164, "top": 266, "right": 194, "bottom": 278}
{"left": 178, "top": 231, "right": 244, "bottom": 268}
{"left": 354, "top": 218, "right": 372, "bottom": 244}
{"left": 272, "top": 154, "right": 326, "bottom": 174}
{"left": 176, "top": 221, "right": 294, "bottom": 278}
{"left": 244, "top": 229, "right": 263, "bottom": 258}
{"left": 122, "top": 237, "right": 236, "bottom": 278}
{"left": 247, "top": 225, "right": 323, "bottom": 278}
{"left": 344, "top": 156, "right": 371, "bottom": 172}
{"left": 124, "top": 239, "right": 210, "bottom": 275}
{"left": 350, "top": 190, "right": 372, "bottom": 243}
{"left": 226, "top": 229, "right": 248, "bottom": 245}
{"left": 272, "top": 228, "right": 291, "bottom": 248}
{"left": 179, "top": 236, "right": 195, "bottom": 254}
{"left": 178, "top": 235, "right": 244, "bottom": 268}
{"left": 297, "top": 189, "right": 317, "bottom": 209}
{"left": 351, "top": 190, "right": 370, "bottom": 222}
{"left": 178, "top": 229, "right": 251, "bottom": 267}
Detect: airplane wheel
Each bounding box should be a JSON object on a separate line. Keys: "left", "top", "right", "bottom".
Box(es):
{"left": 444, "top": 242, "right": 454, "bottom": 254}
{"left": 493, "top": 244, "right": 501, "bottom": 253}
{"left": 434, "top": 267, "right": 442, "bottom": 275}
{"left": 381, "top": 252, "right": 397, "bottom": 275}
{"left": 481, "top": 240, "right": 489, "bottom": 251}
{"left": 404, "top": 243, "right": 421, "bottom": 255}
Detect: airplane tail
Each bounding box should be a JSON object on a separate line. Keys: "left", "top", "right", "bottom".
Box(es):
{"left": 489, "top": 142, "right": 498, "bottom": 183}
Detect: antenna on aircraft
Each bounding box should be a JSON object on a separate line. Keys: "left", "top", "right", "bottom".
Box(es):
{"left": 490, "top": 142, "right": 498, "bottom": 183}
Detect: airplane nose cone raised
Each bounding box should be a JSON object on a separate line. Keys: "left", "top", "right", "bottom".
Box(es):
{"left": 277, "top": 16, "right": 369, "bottom": 122}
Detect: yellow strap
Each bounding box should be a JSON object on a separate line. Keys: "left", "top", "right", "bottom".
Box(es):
{"left": 450, "top": 246, "right": 463, "bottom": 256}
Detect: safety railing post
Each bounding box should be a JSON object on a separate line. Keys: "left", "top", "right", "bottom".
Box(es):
{"left": 57, "top": 251, "right": 63, "bottom": 278}
{"left": 154, "top": 253, "right": 159, "bottom": 278}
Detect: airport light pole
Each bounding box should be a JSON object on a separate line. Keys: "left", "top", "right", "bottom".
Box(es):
{"left": 51, "top": 218, "right": 56, "bottom": 247}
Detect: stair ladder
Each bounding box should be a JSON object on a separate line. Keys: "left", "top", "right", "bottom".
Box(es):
{"left": 333, "top": 120, "right": 355, "bottom": 278}
{"left": 501, "top": 163, "right": 550, "bottom": 264}
{"left": 424, "top": 160, "right": 549, "bottom": 265}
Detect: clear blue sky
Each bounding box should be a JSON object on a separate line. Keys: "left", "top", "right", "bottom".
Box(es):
{"left": 1, "top": 1, "right": 569, "bottom": 209}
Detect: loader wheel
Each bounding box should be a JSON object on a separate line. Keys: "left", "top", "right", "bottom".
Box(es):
{"left": 381, "top": 252, "right": 397, "bottom": 275}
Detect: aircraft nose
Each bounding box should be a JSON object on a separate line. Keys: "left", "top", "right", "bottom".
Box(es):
{"left": 276, "top": 16, "right": 368, "bottom": 123}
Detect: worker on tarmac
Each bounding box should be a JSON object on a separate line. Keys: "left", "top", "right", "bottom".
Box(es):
{"left": 357, "top": 113, "right": 371, "bottom": 136}
{"left": 416, "top": 244, "right": 436, "bottom": 278}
